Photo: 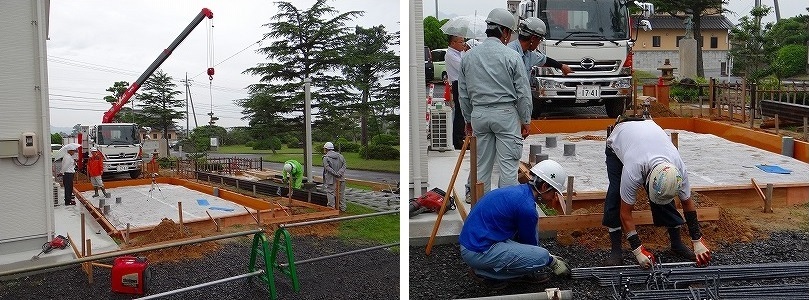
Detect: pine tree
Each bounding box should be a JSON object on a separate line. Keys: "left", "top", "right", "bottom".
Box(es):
{"left": 238, "top": 0, "right": 362, "bottom": 142}
{"left": 340, "top": 25, "right": 400, "bottom": 146}
{"left": 135, "top": 70, "right": 184, "bottom": 157}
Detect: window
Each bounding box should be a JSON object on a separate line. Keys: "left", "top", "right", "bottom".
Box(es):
{"left": 710, "top": 37, "right": 718, "bottom": 49}
{"left": 676, "top": 36, "right": 684, "bottom": 47}
{"left": 167, "top": 133, "right": 172, "bottom": 139}
{"left": 652, "top": 36, "right": 661, "bottom": 47}
{"left": 152, "top": 133, "right": 158, "bottom": 139}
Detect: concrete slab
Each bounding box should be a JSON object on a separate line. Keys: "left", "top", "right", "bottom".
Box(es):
{"left": 410, "top": 129, "right": 809, "bottom": 244}
{"left": 0, "top": 204, "right": 119, "bottom": 277}
{"left": 79, "top": 184, "right": 250, "bottom": 230}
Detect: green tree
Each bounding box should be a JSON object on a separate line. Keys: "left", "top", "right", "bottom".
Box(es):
{"left": 50, "top": 133, "right": 62, "bottom": 145}
{"left": 239, "top": 0, "right": 362, "bottom": 143}
{"left": 187, "top": 125, "right": 226, "bottom": 152}
{"left": 223, "top": 127, "right": 253, "bottom": 146}
{"left": 729, "top": 6, "right": 771, "bottom": 82}
{"left": 649, "top": 0, "right": 728, "bottom": 77}
{"left": 135, "top": 70, "right": 184, "bottom": 157}
{"left": 423, "top": 16, "right": 449, "bottom": 50}
{"left": 103, "top": 81, "right": 141, "bottom": 123}
{"left": 772, "top": 44, "right": 808, "bottom": 79}
{"left": 764, "top": 16, "right": 809, "bottom": 54}
{"left": 340, "top": 25, "right": 400, "bottom": 146}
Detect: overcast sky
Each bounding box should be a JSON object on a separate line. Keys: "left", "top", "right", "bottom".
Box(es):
{"left": 47, "top": 0, "right": 399, "bottom": 130}
{"left": 423, "top": 0, "right": 808, "bottom": 25}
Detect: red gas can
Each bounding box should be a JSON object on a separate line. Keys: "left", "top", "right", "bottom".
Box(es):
{"left": 111, "top": 256, "right": 150, "bottom": 295}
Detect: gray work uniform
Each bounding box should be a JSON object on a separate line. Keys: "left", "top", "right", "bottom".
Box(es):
{"left": 322, "top": 150, "right": 347, "bottom": 211}
{"left": 459, "top": 37, "right": 533, "bottom": 194}
{"left": 506, "top": 39, "right": 547, "bottom": 75}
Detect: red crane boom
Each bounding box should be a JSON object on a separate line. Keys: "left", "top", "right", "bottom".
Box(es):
{"left": 102, "top": 8, "right": 213, "bottom": 123}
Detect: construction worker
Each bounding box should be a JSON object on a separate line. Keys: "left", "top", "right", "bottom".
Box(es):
{"left": 87, "top": 147, "right": 110, "bottom": 198}
{"left": 59, "top": 149, "right": 77, "bottom": 206}
{"left": 603, "top": 119, "right": 711, "bottom": 268}
{"left": 459, "top": 7, "right": 532, "bottom": 195}
{"left": 145, "top": 150, "right": 159, "bottom": 177}
{"left": 322, "top": 142, "right": 347, "bottom": 212}
{"left": 507, "top": 17, "right": 573, "bottom": 77}
{"left": 445, "top": 34, "right": 467, "bottom": 150}
{"left": 282, "top": 159, "right": 304, "bottom": 189}
{"left": 459, "top": 160, "right": 572, "bottom": 289}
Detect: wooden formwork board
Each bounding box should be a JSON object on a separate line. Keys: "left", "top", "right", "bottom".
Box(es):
{"left": 538, "top": 207, "right": 720, "bottom": 231}
{"left": 73, "top": 176, "right": 339, "bottom": 237}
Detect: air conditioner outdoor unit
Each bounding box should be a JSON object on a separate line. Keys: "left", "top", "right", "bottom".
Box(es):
{"left": 428, "top": 100, "right": 454, "bottom": 152}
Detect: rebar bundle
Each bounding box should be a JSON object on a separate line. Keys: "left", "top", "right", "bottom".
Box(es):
{"left": 611, "top": 283, "right": 809, "bottom": 300}
{"left": 572, "top": 261, "right": 809, "bottom": 287}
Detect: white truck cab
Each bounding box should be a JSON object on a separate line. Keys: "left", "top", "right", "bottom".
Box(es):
{"left": 516, "top": 0, "right": 653, "bottom": 118}
{"left": 80, "top": 123, "right": 143, "bottom": 178}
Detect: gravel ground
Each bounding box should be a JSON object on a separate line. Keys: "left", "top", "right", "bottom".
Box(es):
{"left": 409, "top": 231, "right": 809, "bottom": 299}
{"left": 1, "top": 236, "right": 399, "bottom": 300}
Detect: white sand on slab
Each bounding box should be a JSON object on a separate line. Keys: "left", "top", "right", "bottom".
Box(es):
{"left": 80, "top": 184, "right": 248, "bottom": 230}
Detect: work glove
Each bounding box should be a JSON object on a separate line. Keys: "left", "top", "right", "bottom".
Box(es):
{"left": 549, "top": 255, "right": 571, "bottom": 277}
{"left": 692, "top": 237, "right": 711, "bottom": 267}
{"left": 465, "top": 123, "right": 473, "bottom": 137}
{"left": 632, "top": 245, "right": 655, "bottom": 269}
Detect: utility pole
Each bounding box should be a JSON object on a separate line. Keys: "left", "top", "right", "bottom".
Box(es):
{"left": 184, "top": 73, "right": 189, "bottom": 138}
{"left": 304, "top": 78, "right": 313, "bottom": 183}
{"left": 773, "top": 0, "right": 780, "bottom": 21}
{"left": 435, "top": 0, "right": 438, "bottom": 18}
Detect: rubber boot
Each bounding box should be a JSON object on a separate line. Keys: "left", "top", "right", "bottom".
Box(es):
{"left": 102, "top": 188, "right": 111, "bottom": 198}
{"left": 92, "top": 187, "right": 99, "bottom": 198}
{"left": 605, "top": 230, "right": 623, "bottom": 266}
{"left": 668, "top": 227, "right": 696, "bottom": 260}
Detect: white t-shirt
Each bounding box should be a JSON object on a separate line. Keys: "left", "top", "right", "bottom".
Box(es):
{"left": 606, "top": 120, "right": 691, "bottom": 205}
{"left": 445, "top": 47, "right": 463, "bottom": 83}
{"left": 60, "top": 153, "right": 76, "bottom": 174}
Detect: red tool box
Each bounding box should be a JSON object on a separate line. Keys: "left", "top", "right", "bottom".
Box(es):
{"left": 111, "top": 256, "right": 150, "bottom": 295}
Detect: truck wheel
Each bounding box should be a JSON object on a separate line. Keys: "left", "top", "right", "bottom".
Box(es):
{"left": 129, "top": 170, "right": 142, "bottom": 179}
{"left": 605, "top": 99, "right": 628, "bottom": 118}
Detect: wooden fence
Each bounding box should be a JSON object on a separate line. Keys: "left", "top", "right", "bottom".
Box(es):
{"left": 665, "top": 79, "right": 809, "bottom": 140}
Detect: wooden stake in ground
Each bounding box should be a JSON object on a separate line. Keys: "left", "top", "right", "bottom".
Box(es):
{"left": 178, "top": 202, "right": 184, "bottom": 238}
{"left": 470, "top": 136, "right": 479, "bottom": 206}
{"left": 426, "top": 136, "right": 470, "bottom": 255}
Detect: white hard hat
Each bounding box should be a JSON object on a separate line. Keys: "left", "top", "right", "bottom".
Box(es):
{"left": 90, "top": 147, "right": 98, "bottom": 152}
{"left": 465, "top": 39, "right": 481, "bottom": 49}
{"left": 283, "top": 162, "right": 293, "bottom": 173}
{"left": 647, "top": 162, "right": 682, "bottom": 205}
{"left": 519, "top": 17, "right": 546, "bottom": 37}
{"left": 323, "top": 142, "right": 335, "bottom": 150}
{"left": 530, "top": 160, "right": 567, "bottom": 194}
{"left": 486, "top": 8, "right": 518, "bottom": 31}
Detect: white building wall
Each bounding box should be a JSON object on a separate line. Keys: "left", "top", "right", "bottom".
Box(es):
{"left": 409, "top": 0, "right": 429, "bottom": 198}
{"left": 0, "top": 0, "right": 54, "bottom": 253}
{"left": 635, "top": 50, "right": 729, "bottom": 79}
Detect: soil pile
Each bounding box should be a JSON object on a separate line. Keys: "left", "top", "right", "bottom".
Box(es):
{"left": 124, "top": 218, "right": 221, "bottom": 262}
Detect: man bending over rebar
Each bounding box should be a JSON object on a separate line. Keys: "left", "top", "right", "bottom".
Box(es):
{"left": 603, "top": 118, "right": 711, "bottom": 268}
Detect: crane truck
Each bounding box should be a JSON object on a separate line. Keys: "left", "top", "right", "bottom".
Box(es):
{"left": 513, "top": 0, "right": 653, "bottom": 118}
{"left": 78, "top": 8, "right": 213, "bottom": 178}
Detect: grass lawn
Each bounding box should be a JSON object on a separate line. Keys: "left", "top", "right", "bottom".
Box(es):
{"left": 217, "top": 145, "right": 399, "bottom": 173}
{"left": 339, "top": 203, "right": 399, "bottom": 246}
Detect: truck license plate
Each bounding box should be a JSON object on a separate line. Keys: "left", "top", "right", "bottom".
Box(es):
{"left": 116, "top": 165, "right": 127, "bottom": 172}
{"left": 576, "top": 85, "right": 601, "bottom": 100}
